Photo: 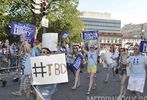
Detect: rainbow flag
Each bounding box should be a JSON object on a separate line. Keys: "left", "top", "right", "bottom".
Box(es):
{"left": 36, "top": 43, "right": 42, "bottom": 53}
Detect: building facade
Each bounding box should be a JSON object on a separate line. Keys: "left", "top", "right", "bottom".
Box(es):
{"left": 121, "top": 23, "right": 147, "bottom": 39}
{"left": 80, "top": 11, "right": 121, "bottom": 33}
{"left": 122, "top": 35, "right": 141, "bottom": 48}
{"left": 99, "top": 32, "right": 141, "bottom": 48}
{"left": 99, "top": 32, "right": 122, "bottom": 46}
{"left": 80, "top": 11, "right": 142, "bottom": 47}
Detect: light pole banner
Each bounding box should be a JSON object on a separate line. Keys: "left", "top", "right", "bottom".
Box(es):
{"left": 10, "top": 21, "right": 36, "bottom": 44}
{"left": 82, "top": 30, "right": 99, "bottom": 40}
{"left": 140, "top": 41, "right": 147, "bottom": 53}
{"left": 30, "top": 54, "right": 68, "bottom": 85}
{"left": 41, "top": 18, "right": 49, "bottom": 28}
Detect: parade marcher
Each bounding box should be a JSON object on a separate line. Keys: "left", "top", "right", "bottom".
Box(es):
{"left": 12, "top": 41, "right": 32, "bottom": 100}
{"left": 82, "top": 44, "right": 99, "bottom": 95}
{"left": 104, "top": 46, "right": 114, "bottom": 83}
{"left": 127, "top": 45, "right": 147, "bottom": 100}
{"left": 99, "top": 46, "right": 107, "bottom": 68}
{"left": 9, "top": 43, "right": 17, "bottom": 67}
{"left": 71, "top": 45, "right": 83, "bottom": 90}
{"left": 118, "top": 48, "right": 128, "bottom": 99}
{"left": 110, "top": 45, "right": 119, "bottom": 77}
{"left": 36, "top": 47, "right": 57, "bottom": 100}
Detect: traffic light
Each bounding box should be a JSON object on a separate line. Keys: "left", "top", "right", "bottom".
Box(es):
{"left": 41, "top": 0, "right": 47, "bottom": 16}
{"left": 31, "top": 0, "right": 42, "bottom": 14}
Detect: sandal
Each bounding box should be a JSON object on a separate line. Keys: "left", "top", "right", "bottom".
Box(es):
{"left": 86, "top": 91, "right": 91, "bottom": 95}
{"left": 104, "top": 80, "right": 108, "bottom": 84}
{"left": 71, "top": 86, "right": 77, "bottom": 90}
{"left": 92, "top": 85, "right": 96, "bottom": 90}
{"left": 76, "top": 84, "right": 80, "bottom": 88}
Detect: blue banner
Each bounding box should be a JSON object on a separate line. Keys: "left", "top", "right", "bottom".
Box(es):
{"left": 140, "top": 41, "right": 147, "bottom": 53}
{"left": 82, "top": 30, "right": 99, "bottom": 40}
{"left": 62, "top": 32, "right": 69, "bottom": 38}
{"left": 11, "top": 21, "right": 36, "bottom": 44}
{"left": 71, "top": 54, "right": 83, "bottom": 71}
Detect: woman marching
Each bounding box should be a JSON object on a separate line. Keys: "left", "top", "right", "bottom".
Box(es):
{"left": 82, "top": 44, "right": 99, "bottom": 95}
{"left": 118, "top": 48, "right": 128, "bottom": 99}
{"left": 71, "top": 45, "right": 83, "bottom": 90}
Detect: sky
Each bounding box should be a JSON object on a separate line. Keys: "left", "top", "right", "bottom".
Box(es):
{"left": 78, "top": 0, "right": 147, "bottom": 27}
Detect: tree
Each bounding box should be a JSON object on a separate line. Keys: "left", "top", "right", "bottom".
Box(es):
{"left": 47, "top": 0, "right": 83, "bottom": 43}
{"left": 0, "top": 0, "right": 11, "bottom": 39}
{"left": 0, "top": 0, "right": 83, "bottom": 44}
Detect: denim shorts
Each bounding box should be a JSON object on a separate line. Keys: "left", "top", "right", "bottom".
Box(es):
{"left": 119, "top": 64, "right": 127, "bottom": 75}
{"left": 107, "top": 63, "right": 113, "bottom": 69}
{"left": 119, "top": 68, "right": 127, "bottom": 75}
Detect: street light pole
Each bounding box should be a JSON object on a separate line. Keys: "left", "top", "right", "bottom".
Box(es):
{"left": 140, "top": 24, "right": 145, "bottom": 41}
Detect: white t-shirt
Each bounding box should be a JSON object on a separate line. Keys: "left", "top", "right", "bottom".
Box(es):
{"left": 105, "top": 52, "right": 113, "bottom": 64}
{"left": 111, "top": 51, "right": 119, "bottom": 66}
{"left": 127, "top": 55, "right": 147, "bottom": 78}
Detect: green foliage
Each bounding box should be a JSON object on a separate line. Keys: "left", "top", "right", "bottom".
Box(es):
{"left": 0, "top": 0, "right": 83, "bottom": 44}
{"left": 47, "top": 0, "right": 83, "bottom": 43}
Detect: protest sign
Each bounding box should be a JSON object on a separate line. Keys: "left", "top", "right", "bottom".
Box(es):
{"left": 71, "top": 54, "right": 83, "bottom": 71}
{"left": 30, "top": 54, "right": 68, "bottom": 85}
{"left": 42, "top": 33, "right": 58, "bottom": 51}
{"left": 62, "top": 32, "right": 69, "bottom": 38}
{"left": 82, "top": 30, "right": 99, "bottom": 40}
{"left": 140, "top": 41, "right": 147, "bottom": 53}
{"left": 10, "top": 21, "right": 36, "bottom": 44}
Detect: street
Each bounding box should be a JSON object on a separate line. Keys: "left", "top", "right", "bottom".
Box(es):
{"left": 0, "top": 63, "right": 147, "bottom": 100}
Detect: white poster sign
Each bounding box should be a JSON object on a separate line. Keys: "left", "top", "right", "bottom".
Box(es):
{"left": 42, "top": 33, "right": 58, "bottom": 51}
{"left": 41, "top": 18, "right": 49, "bottom": 28}
{"left": 30, "top": 54, "right": 68, "bottom": 85}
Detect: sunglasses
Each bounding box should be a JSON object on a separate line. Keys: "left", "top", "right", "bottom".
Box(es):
{"left": 41, "top": 51, "right": 49, "bottom": 54}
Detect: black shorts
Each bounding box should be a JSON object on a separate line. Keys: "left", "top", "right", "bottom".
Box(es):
{"left": 119, "top": 64, "right": 127, "bottom": 75}
{"left": 119, "top": 68, "right": 127, "bottom": 75}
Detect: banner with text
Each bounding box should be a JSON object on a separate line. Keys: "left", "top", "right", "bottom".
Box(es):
{"left": 30, "top": 54, "right": 68, "bottom": 85}
{"left": 11, "top": 21, "right": 36, "bottom": 44}
{"left": 82, "top": 30, "right": 99, "bottom": 40}
{"left": 140, "top": 41, "right": 147, "bottom": 53}
{"left": 71, "top": 54, "right": 83, "bottom": 71}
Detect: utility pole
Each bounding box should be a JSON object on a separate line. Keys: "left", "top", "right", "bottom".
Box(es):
{"left": 140, "top": 24, "right": 145, "bottom": 41}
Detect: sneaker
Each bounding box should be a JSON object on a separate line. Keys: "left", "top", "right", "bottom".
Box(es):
{"left": 12, "top": 91, "right": 22, "bottom": 96}
{"left": 122, "top": 91, "right": 126, "bottom": 97}
{"left": 104, "top": 80, "right": 108, "bottom": 84}
{"left": 117, "top": 95, "right": 122, "bottom": 100}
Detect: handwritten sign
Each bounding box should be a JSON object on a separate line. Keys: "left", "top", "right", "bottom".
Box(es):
{"left": 42, "top": 33, "right": 58, "bottom": 51}
{"left": 30, "top": 54, "right": 68, "bottom": 85}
